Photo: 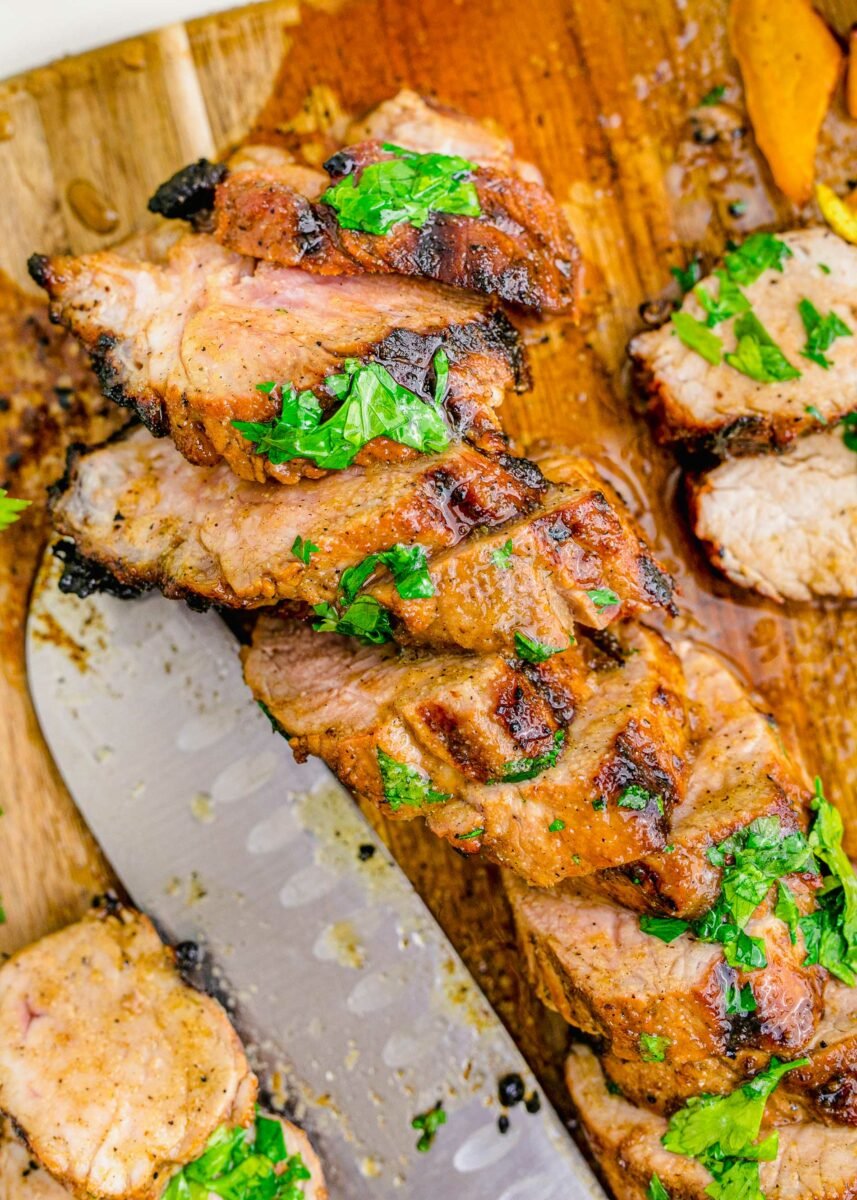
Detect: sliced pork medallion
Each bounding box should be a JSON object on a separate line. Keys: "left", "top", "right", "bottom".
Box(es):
{"left": 29, "top": 231, "right": 524, "bottom": 484}
{"left": 630, "top": 228, "right": 857, "bottom": 453}
{"left": 597, "top": 643, "right": 812, "bottom": 918}
{"left": 691, "top": 430, "right": 857, "bottom": 602}
{"left": 565, "top": 1044, "right": 857, "bottom": 1200}
{"left": 243, "top": 617, "right": 688, "bottom": 886}
{"left": 506, "top": 873, "right": 823, "bottom": 1063}
{"left": 208, "top": 91, "right": 579, "bottom": 313}
{"left": 368, "top": 454, "right": 676, "bottom": 653}
{"left": 50, "top": 428, "right": 540, "bottom": 609}
{"left": 0, "top": 904, "right": 257, "bottom": 1200}
{"left": 601, "top": 978, "right": 857, "bottom": 1127}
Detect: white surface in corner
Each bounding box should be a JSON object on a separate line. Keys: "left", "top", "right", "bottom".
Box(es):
{"left": 0, "top": 0, "right": 254, "bottom": 79}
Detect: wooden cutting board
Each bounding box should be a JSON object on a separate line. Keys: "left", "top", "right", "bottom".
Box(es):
{"left": 3, "top": 0, "right": 857, "bottom": 1135}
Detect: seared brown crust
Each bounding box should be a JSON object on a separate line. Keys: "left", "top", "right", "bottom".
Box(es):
{"left": 29, "top": 235, "right": 525, "bottom": 485}
{"left": 214, "top": 140, "right": 580, "bottom": 314}
{"left": 507, "top": 874, "right": 824, "bottom": 1065}
{"left": 595, "top": 643, "right": 812, "bottom": 919}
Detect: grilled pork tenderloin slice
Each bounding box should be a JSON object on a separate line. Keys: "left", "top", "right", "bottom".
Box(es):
{"left": 601, "top": 977, "right": 857, "bottom": 1127}
{"left": 29, "top": 232, "right": 523, "bottom": 484}
{"left": 0, "top": 904, "right": 257, "bottom": 1200}
{"left": 596, "top": 643, "right": 811, "bottom": 919}
{"left": 209, "top": 91, "right": 579, "bottom": 313}
{"left": 49, "top": 427, "right": 540, "bottom": 609}
{"left": 506, "top": 872, "right": 823, "bottom": 1063}
{"left": 630, "top": 228, "right": 857, "bottom": 453}
{"left": 50, "top": 432, "right": 674, "bottom": 653}
{"left": 690, "top": 430, "right": 857, "bottom": 602}
{"left": 566, "top": 1044, "right": 857, "bottom": 1200}
{"left": 242, "top": 617, "right": 688, "bottom": 886}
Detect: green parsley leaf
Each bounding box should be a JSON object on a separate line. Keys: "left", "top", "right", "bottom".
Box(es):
{"left": 377, "top": 749, "right": 450, "bottom": 812}
{"left": 819, "top": 262, "right": 832, "bottom": 275}
{"left": 647, "top": 1175, "right": 671, "bottom": 1200}
{"left": 617, "top": 785, "right": 661, "bottom": 811}
{"left": 233, "top": 354, "right": 450, "bottom": 469}
{"left": 805, "top": 404, "right": 828, "bottom": 424}
{"left": 253, "top": 1117, "right": 287, "bottom": 1165}
{"left": 592, "top": 796, "right": 607, "bottom": 811}
{"left": 725, "top": 980, "right": 757, "bottom": 1016}
{"left": 671, "top": 258, "right": 703, "bottom": 294}
{"left": 693, "top": 270, "right": 750, "bottom": 327}
{"left": 163, "top": 1120, "right": 311, "bottom": 1200}
{"left": 455, "top": 827, "right": 484, "bottom": 841}
{"left": 494, "top": 730, "right": 566, "bottom": 784}
{"left": 774, "top": 881, "right": 800, "bottom": 944}
{"left": 290, "top": 535, "right": 319, "bottom": 565}
{"left": 490, "top": 538, "right": 514, "bottom": 569}
{"left": 548, "top": 817, "right": 566, "bottom": 832}
{"left": 700, "top": 84, "right": 726, "bottom": 107}
{"left": 723, "top": 232, "right": 793, "bottom": 286}
{"left": 671, "top": 312, "right": 723, "bottom": 365}
{"left": 322, "top": 144, "right": 480, "bottom": 236}
{"left": 639, "top": 914, "right": 690, "bottom": 943}
{"left": 412, "top": 1101, "right": 447, "bottom": 1153}
{"left": 513, "top": 631, "right": 567, "bottom": 664}
{"left": 798, "top": 297, "right": 852, "bottom": 369}
{"left": 639, "top": 1032, "right": 670, "bottom": 1063}
{"left": 586, "top": 587, "right": 621, "bottom": 611}
{"left": 843, "top": 413, "right": 857, "bottom": 453}
{"left": 728, "top": 200, "right": 748, "bottom": 217}
{"left": 340, "top": 543, "right": 435, "bottom": 604}
{"left": 312, "top": 596, "right": 393, "bottom": 645}
{"left": 725, "top": 311, "right": 801, "bottom": 383}
{"left": 804, "top": 777, "right": 857, "bottom": 983}
{"left": 0, "top": 898, "right": 6, "bottom": 925}
{"left": 662, "top": 1058, "right": 806, "bottom": 1198}
{"left": 0, "top": 489, "right": 31, "bottom": 531}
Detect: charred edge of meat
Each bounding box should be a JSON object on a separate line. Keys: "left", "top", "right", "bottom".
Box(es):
{"left": 584, "top": 628, "right": 628, "bottom": 667}
{"left": 26, "top": 253, "right": 51, "bottom": 291}
{"left": 89, "top": 335, "right": 167, "bottom": 437}
{"left": 323, "top": 149, "right": 358, "bottom": 178}
{"left": 496, "top": 453, "right": 548, "bottom": 492}
{"left": 51, "top": 540, "right": 148, "bottom": 601}
{"left": 699, "top": 414, "right": 771, "bottom": 460}
{"left": 148, "top": 158, "right": 229, "bottom": 221}
{"left": 638, "top": 554, "right": 678, "bottom": 614}
{"left": 90, "top": 891, "right": 126, "bottom": 919}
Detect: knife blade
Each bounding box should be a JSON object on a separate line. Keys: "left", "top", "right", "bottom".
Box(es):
{"left": 25, "top": 553, "right": 604, "bottom": 1200}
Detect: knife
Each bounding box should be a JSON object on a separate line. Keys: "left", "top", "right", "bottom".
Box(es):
{"left": 26, "top": 551, "right": 604, "bottom": 1200}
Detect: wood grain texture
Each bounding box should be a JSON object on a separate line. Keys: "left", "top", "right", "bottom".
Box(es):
{"left": 2, "top": 0, "right": 857, "bottom": 1165}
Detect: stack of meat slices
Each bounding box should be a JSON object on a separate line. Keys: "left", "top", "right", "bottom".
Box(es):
{"left": 31, "top": 93, "right": 857, "bottom": 1198}
{"left": 630, "top": 227, "right": 857, "bottom": 603}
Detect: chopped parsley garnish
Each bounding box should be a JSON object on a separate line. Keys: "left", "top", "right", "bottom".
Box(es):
{"left": 661, "top": 1057, "right": 806, "bottom": 1200}
{"left": 340, "top": 543, "right": 435, "bottom": 604}
{"left": 804, "top": 404, "right": 828, "bottom": 424}
{"left": 257, "top": 700, "right": 287, "bottom": 738}
{"left": 819, "top": 262, "right": 832, "bottom": 275}
{"left": 377, "top": 749, "right": 450, "bottom": 812}
{"left": 798, "top": 298, "right": 852, "bottom": 369}
{"left": 592, "top": 797, "right": 607, "bottom": 812}
{"left": 725, "top": 311, "right": 801, "bottom": 384}
{"left": 798, "top": 778, "right": 857, "bottom": 985}
{"left": 490, "top": 538, "right": 514, "bottom": 569}
{"left": 494, "top": 730, "right": 566, "bottom": 784}
{"left": 313, "top": 596, "right": 393, "bottom": 644}
{"left": 617, "top": 785, "right": 662, "bottom": 812}
{"left": 455, "top": 827, "right": 484, "bottom": 841}
{"left": 693, "top": 270, "right": 750, "bottom": 327}
{"left": 548, "top": 818, "right": 566, "bottom": 833}
{"left": 671, "top": 312, "right": 723, "bottom": 365}
{"left": 586, "top": 587, "right": 620, "bottom": 611}
{"left": 700, "top": 84, "right": 726, "bottom": 107}
{"left": 774, "top": 881, "right": 800, "bottom": 944}
{"left": 412, "top": 1101, "right": 447, "bottom": 1153}
{"left": 0, "top": 490, "right": 31, "bottom": 531}
{"left": 725, "top": 981, "right": 757, "bottom": 1016}
{"left": 639, "top": 1033, "right": 670, "bottom": 1063}
{"left": 322, "top": 144, "right": 481, "bottom": 236}
{"left": 671, "top": 257, "right": 703, "bottom": 294}
{"left": 722, "top": 232, "right": 793, "bottom": 286}
{"left": 513, "top": 631, "right": 567, "bottom": 664}
{"left": 843, "top": 413, "right": 857, "bottom": 453}
{"left": 647, "top": 1175, "right": 671, "bottom": 1200}
{"left": 728, "top": 200, "right": 748, "bottom": 217}
{"left": 162, "top": 1117, "right": 312, "bottom": 1200}
{"left": 639, "top": 915, "right": 689, "bottom": 943}
{"left": 233, "top": 352, "right": 450, "bottom": 469}
{"left": 313, "top": 542, "right": 433, "bottom": 645}
{"left": 0, "top": 897, "right": 5, "bottom": 925}
{"left": 290, "top": 535, "right": 319, "bottom": 565}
